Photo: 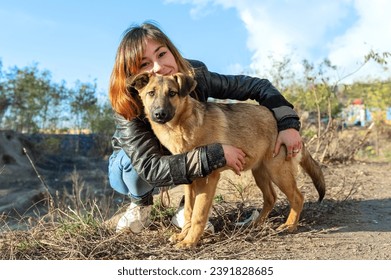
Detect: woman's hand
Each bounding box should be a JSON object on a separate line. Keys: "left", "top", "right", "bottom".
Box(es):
{"left": 222, "top": 144, "right": 246, "bottom": 175}
{"left": 273, "top": 128, "right": 302, "bottom": 159}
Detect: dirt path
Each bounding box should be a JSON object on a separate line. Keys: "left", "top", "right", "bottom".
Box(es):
{"left": 243, "top": 161, "right": 391, "bottom": 260}
{"left": 307, "top": 162, "right": 391, "bottom": 259}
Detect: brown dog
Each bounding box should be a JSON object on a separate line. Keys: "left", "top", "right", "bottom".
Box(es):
{"left": 129, "top": 72, "right": 326, "bottom": 248}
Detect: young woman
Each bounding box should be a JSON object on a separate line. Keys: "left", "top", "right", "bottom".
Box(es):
{"left": 108, "top": 22, "right": 302, "bottom": 233}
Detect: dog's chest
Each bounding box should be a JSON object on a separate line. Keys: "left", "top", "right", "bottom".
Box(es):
{"left": 153, "top": 125, "right": 197, "bottom": 155}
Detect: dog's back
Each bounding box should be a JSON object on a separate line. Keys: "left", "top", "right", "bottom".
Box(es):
{"left": 191, "top": 101, "right": 279, "bottom": 169}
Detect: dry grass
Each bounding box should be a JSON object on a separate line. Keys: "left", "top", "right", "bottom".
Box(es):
{"left": 0, "top": 163, "right": 360, "bottom": 260}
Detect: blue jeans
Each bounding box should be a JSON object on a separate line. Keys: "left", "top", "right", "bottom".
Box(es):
{"left": 108, "top": 149, "right": 154, "bottom": 205}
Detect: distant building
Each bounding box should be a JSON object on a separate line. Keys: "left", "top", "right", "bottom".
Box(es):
{"left": 341, "top": 99, "right": 366, "bottom": 127}
{"left": 366, "top": 107, "right": 391, "bottom": 125}
{"left": 341, "top": 98, "right": 391, "bottom": 127}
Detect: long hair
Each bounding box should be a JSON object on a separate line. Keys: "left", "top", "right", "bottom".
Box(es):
{"left": 109, "top": 22, "right": 194, "bottom": 120}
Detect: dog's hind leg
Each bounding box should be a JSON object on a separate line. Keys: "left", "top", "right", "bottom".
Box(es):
{"left": 252, "top": 165, "right": 277, "bottom": 227}
{"left": 268, "top": 160, "right": 304, "bottom": 232}
{"left": 175, "top": 172, "right": 220, "bottom": 248}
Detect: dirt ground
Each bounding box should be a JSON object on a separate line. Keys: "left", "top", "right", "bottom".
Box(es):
{"left": 140, "top": 160, "right": 389, "bottom": 260}
{"left": 0, "top": 129, "right": 391, "bottom": 260}
{"left": 207, "top": 161, "right": 391, "bottom": 260}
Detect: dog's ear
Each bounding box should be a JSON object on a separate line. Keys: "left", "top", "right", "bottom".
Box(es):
{"left": 173, "top": 73, "right": 197, "bottom": 97}
{"left": 127, "top": 72, "right": 150, "bottom": 92}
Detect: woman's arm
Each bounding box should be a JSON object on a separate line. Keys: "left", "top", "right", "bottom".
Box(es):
{"left": 191, "top": 60, "right": 300, "bottom": 131}
{"left": 112, "top": 113, "right": 243, "bottom": 187}
{"left": 191, "top": 60, "right": 302, "bottom": 157}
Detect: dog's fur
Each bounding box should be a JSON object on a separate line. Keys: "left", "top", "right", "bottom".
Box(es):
{"left": 129, "top": 72, "right": 326, "bottom": 248}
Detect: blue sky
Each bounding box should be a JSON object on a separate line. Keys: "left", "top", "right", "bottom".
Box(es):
{"left": 1, "top": 0, "right": 390, "bottom": 96}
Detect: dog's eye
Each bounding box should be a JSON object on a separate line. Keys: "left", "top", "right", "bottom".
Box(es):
{"left": 147, "top": 91, "right": 155, "bottom": 97}
{"left": 169, "top": 91, "right": 177, "bottom": 97}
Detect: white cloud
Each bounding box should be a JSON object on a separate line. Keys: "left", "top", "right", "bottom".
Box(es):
{"left": 164, "top": 0, "right": 215, "bottom": 19}
{"left": 171, "top": 0, "right": 391, "bottom": 83}
{"left": 226, "top": 62, "right": 245, "bottom": 74}
{"left": 327, "top": 0, "right": 391, "bottom": 82}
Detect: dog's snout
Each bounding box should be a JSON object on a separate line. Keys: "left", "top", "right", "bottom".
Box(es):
{"left": 153, "top": 108, "right": 170, "bottom": 123}
{"left": 154, "top": 109, "right": 167, "bottom": 120}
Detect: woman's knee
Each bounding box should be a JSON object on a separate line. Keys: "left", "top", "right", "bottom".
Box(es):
{"left": 108, "top": 149, "right": 154, "bottom": 197}
{"left": 108, "top": 150, "right": 130, "bottom": 195}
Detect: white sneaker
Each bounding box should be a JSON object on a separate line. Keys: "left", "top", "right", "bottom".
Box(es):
{"left": 171, "top": 206, "right": 215, "bottom": 234}
{"left": 234, "top": 210, "right": 260, "bottom": 226}
{"left": 116, "top": 203, "right": 152, "bottom": 233}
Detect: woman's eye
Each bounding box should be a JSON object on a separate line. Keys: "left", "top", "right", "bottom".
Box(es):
{"left": 140, "top": 62, "right": 150, "bottom": 69}
{"left": 158, "top": 51, "right": 167, "bottom": 58}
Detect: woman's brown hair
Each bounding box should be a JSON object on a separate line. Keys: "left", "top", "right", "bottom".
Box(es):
{"left": 109, "top": 22, "right": 194, "bottom": 120}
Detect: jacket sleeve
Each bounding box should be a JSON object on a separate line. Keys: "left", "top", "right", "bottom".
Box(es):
{"left": 191, "top": 60, "right": 301, "bottom": 131}
{"left": 112, "top": 113, "right": 226, "bottom": 187}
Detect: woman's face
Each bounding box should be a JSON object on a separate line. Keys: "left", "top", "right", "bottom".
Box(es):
{"left": 137, "top": 38, "right": 178, "bottom": 75}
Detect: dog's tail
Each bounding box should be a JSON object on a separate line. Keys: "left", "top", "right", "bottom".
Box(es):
{"left": 299, "top": 143, "right": 326, "bottom": 202}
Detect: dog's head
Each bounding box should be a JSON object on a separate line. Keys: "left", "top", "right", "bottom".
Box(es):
{"left": 127, "top": 73, "right": 197, "bottom": 124}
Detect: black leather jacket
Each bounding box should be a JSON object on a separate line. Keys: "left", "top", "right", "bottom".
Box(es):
{"left": 111, "top": 60, "right": 300, "bottom": 187}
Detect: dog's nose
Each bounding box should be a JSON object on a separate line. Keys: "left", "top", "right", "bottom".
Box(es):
{"left": 153, "top": 109, "right": 168, "bottom": 122}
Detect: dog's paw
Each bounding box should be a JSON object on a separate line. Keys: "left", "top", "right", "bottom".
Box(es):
{"left": 169, "top": 233, "right": 180, "bottom": 243}
{"left": 276, "top": 223, "right": 297, "bottom": 233}
{"left": 169, "top": 232, "right": 187, "bottom": 243}
{"left": 174, "top": 240, "right": 197, "bottom": 249}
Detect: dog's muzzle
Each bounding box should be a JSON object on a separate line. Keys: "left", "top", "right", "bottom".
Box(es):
{"left": 152, "top": 108, "right": 173, "bottom": 124}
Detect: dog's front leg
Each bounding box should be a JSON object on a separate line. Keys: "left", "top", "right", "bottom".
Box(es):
{"left": 169, "top": 183, "right": 195, "bottom": 243}
{"left": 176, "top": 172, "right": 219, "bottom": 248}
